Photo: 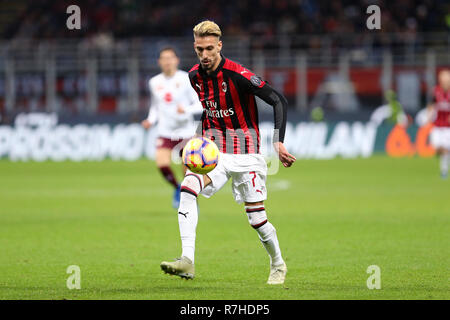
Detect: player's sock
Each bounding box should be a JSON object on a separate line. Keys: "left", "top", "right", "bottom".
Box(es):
{"left": 245, "top": 206, "right": 284, "bottom": 266}
{"left": 178, "top": 174, "right": 203, "bottom": 263}
{"left": 440, "top": 153, "right": 449, "bottom": 176}
{"left": 159, "top": 166, "right": 178, "bottom": 188}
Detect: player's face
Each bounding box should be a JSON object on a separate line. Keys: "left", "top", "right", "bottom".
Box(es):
{"left": 438, "top": 70, "right": 450, "bottom": 91}
{"left": 194, "top": 36, "right": 222, "bottom": 72}
{"left": 158, "top": 50, "right": 179, "bottom": 75}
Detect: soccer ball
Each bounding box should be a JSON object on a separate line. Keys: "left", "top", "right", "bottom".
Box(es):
{"left": 182, "top": 137, "right": 219, "bottom": 174}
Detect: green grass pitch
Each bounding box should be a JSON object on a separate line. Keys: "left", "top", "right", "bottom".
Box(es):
{"left": 0, "top": 156, "right": 449, "bottom": 300}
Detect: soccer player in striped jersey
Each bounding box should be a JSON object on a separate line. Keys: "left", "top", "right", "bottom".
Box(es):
{"left": 160, "top": 21, "right": 296, "bottom": 284}
{"left": 428, "top": 69, "right": 450, "bottom": 179}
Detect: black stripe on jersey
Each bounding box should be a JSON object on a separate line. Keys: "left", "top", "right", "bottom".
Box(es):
{"left": 212, "top": 76, "right": 235, "bottom": 154}
{"left": 235, "top": 79, "right": 259, "bottom": 153}
{"left": 209, "top": 76, "right": 229, "bottom": 153}
{"left": 223, "top": 73, "right": 245, "bottom": 154}
{"left": 247, "top": 96, "right": 261, "bottom": 153}
{"left": 200, "top": 72, "right": 226, "bottom": 151}
{"left": 192, "top": 76, "right": 209, "bottom": 136}
{"left": 235, "top": 82, "right": 259, "bottom": 130}
{"left": 225, "top": 71, "right": 257, "bottom": 153}
{"left": 198, "top": 111, "right": 207, "bottom": 135}
{"left": 196, "top": 73, "right": 213, "bottom": 137}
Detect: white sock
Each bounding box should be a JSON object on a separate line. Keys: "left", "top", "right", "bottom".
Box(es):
{"left": 245, "top": 206, "right": 284, "bottom": 266}
{"left": 178, "top": 174, "right": 202, "bottom": 264}
{"left": 440, "top": 153, "right": 449, "bottom": 175}
{"left": 257, "top": 222, "right": 284, "bottom": 266}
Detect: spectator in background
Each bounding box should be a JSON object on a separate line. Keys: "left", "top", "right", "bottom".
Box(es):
{"left": 2, "top": 0, "right": 447, "bottom": 45}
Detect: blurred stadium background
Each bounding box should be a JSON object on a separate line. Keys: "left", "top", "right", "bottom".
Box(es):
{"left": 0, "top": 0, "right": 449, "bottom": 161}
{"left": 1, "top": 0, "right": 450, "bottom": 301}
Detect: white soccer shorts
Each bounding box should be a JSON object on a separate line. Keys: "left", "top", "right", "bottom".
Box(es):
{"left": 187, "top": 153, "right": 268, "bottom": 204}
{"left": 430, "top": 127, "right": 450, "bottom": 149}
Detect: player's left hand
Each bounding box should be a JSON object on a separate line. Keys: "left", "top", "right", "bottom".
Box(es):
{"left": 177, "top": 104, "right": 186, "bottom": 114}
{"left": 273, "top": 142, "right": 296, "bottom": 167}
{"left": 141, "top": 119, "right": 152, "bottom": 130}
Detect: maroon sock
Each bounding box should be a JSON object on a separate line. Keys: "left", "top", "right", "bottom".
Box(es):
{"left": 159, "top": 166, "right": 178, "bottom": 188}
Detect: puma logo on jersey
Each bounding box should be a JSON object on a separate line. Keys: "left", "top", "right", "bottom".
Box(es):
{"left": 178, "top": 212, "right": 189, "bottom": 218}
{"left": 195, "top": 83, "right": 202, "bottom": 90}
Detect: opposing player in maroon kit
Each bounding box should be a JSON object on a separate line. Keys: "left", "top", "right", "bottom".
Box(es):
{"left": 428, "top": 69, "right": 450, "bottom": 179}
{"left": 141, "top": 47, "right": 203, "bottom": 208}
{"left": 160, "top": 20, "right": 296, "bottom": 284}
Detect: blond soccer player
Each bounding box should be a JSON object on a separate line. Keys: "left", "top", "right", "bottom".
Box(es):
{"left": 160, "top": 21, "right": 296, "bottom": 284}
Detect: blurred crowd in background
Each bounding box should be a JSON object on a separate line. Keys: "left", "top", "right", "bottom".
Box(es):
{"left": 0, "top": 0, "right": 448, "bottom": 120}
{"left": 2, "top": 0, "right": 449, "bottom": 43}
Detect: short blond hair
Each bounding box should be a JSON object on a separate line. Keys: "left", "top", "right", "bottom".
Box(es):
{"left": 193, "top": 20, "right": 222, "bottom": 38}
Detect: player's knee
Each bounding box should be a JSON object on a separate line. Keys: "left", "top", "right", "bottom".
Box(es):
{"left": 245, "top": 205, "right": 268, "bottom": 229}
{"left": 245, "top": 205, "right": 276, "bottom": 241}
{"left": 156, "top": 158, "right": 171, "bottom": 168}
{"left": 181, "top": 174, "right": 203, "bottom": 197}
{"left": 156, "top": 150, "right": 171, "bottom": 167}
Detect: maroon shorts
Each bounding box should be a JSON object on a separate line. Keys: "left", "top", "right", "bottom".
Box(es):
{"left": 156, "top": 137, "right": 188, "bottom": 150}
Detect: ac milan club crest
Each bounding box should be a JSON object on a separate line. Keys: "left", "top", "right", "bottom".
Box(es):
{"left": 250, "top": 75, "right": 262, "bottom": 87}
{"left": 222, "top": 81, "right": 227, "bottom": 92}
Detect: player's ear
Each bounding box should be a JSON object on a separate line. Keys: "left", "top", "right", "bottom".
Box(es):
{"left": 217, "top": 40, "right": 222, "bottom": 52}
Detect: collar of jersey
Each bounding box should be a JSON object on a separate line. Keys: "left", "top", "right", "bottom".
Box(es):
{"left": 198, "top": 53, "right": 226, "bottom": 77}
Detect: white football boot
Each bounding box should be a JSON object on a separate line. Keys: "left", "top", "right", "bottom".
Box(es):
{"left": 160, "top": 256, "right": 195, "bottom": 280}
{"left": 267, "top": 262, "right": 287, "bottom": 285}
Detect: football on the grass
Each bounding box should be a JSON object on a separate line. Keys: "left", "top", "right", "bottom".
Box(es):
{"left": 182, "top": 137, "right": 219, "bottom": 174}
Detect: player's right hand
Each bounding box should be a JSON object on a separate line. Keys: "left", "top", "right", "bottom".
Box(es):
{"left": 141, "top": 119, "right": 152, "bottom": 130}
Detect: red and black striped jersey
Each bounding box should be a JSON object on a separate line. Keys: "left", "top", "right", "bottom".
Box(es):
{"left": 432, "top": 86, "right": 450, "bottom": 127}
{"left": 188, "top": 55, "right": 288, "bottom": 154}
